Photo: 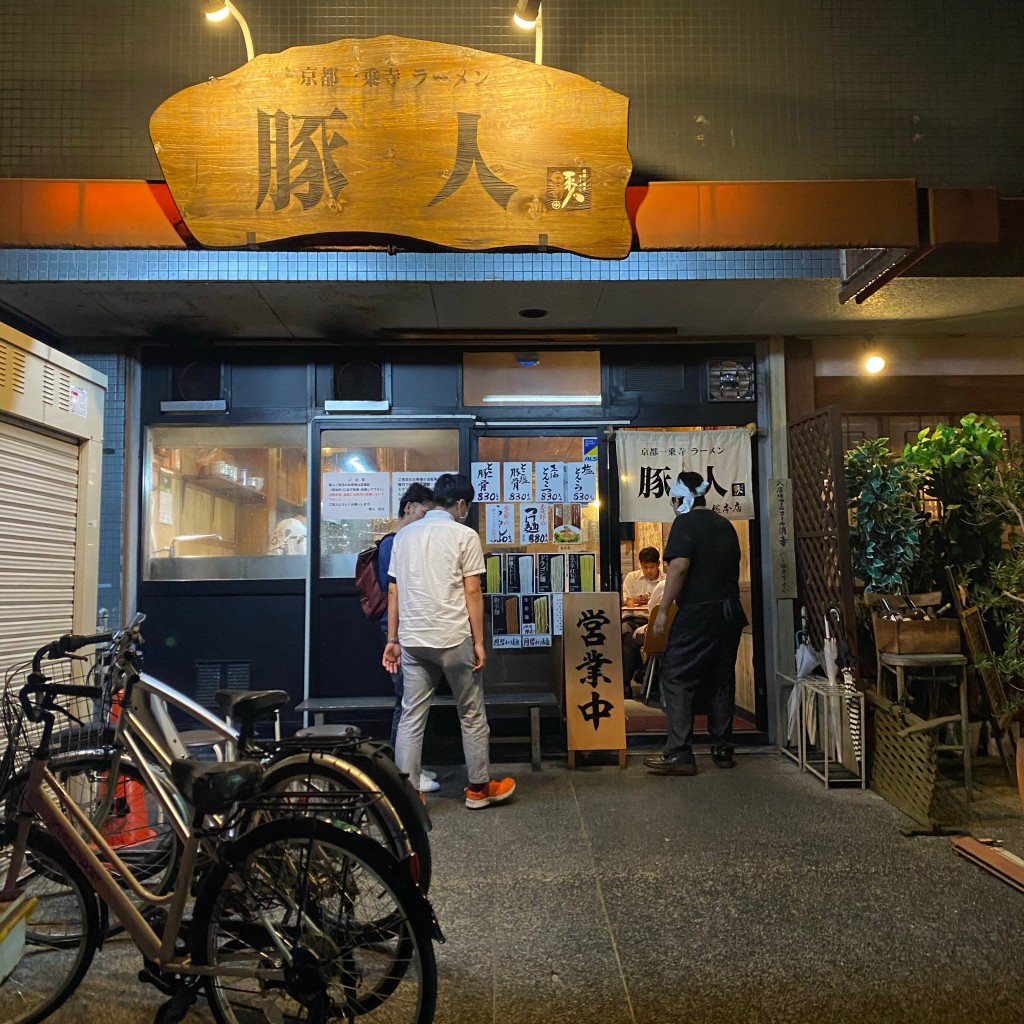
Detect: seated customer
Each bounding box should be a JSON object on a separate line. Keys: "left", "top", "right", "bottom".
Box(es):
{"left": 621, "top": 547, "right": 664, "bottom": 697}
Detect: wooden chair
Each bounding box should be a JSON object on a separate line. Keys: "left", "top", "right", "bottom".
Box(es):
{"left": 639, "top": 602, "right": 677, "bottom": 705}
{"left": 865, "top": 591, "right": 972, "bottom": 798}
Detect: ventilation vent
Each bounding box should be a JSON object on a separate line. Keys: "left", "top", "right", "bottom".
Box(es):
{"left": 58, "top": 371, "right": 72, "bottom": 413}
{"left": 193, "top": 660, "right": 253, "bottom": 708}
{"left": 5, "top": 345, "right": 27, "bottom": 395}
{"left": 623, "top": 363, "right": 685, "bottom": 391}
{"left": 0, "top": 343, "right": 5, "bottom": 390}
{"left": 42, "top": 364, "right": 56, "bottom": 406}
{"left": 334, "top": 360, "right": 384, "bottom": 402}
{"left": 707, "top": 358, "right": 755, "bottom": 402}
{"left": 174, "top": 361, "right": 222, "bottom": 402}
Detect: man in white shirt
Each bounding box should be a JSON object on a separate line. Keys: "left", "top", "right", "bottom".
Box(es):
{"left": 621, "top": 547, "right": 665, "bottom": 696}
{"left": 383, "top": 473, "right": 515, "bottom": 810}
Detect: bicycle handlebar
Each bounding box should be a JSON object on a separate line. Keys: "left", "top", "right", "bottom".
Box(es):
{"left": 19, "top": 679, "right": 104, "bottom": 722}
{"left": 30, "top": 632, "right": 114, "bottom": 673}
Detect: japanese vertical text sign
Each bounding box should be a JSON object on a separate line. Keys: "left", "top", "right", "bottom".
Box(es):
{"left": 563, "top": 594, "right": 627, "bottom": 754}
{"left": 150, "top": 36, "right": 632, "bottom": 258}
{"left": 768, "top": 478, "right": 797, "bottom": 599}
{"left": 615, "top": 429, "right": 754, "bottom": 523}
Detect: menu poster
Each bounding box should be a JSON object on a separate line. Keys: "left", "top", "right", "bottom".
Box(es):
{"left": 471, "top": 461, "right": 502, "bottom": 503}
{"left": 484, "top": 553, "right": 503, "bottom": 594}
{"left": 522, "top": 596, "right": 552, "bottom": 647}
{"left": 536, "top": 462, "right": 566, "bottom": 502}
{"left": 520, "top": 504, "right": 550, "bottom": 544}
{"left": 568, "top": 552, "right": 597, "bottom": 592}
{"left": 322, "top": 471, "right": 390, "bottom": 521}
{"left": 537, "top": 553, "right": 566, "bottom": 593}
{"left": 552, "top": 504, "right": 583, "bottom": 544}
{"left": 391, "top": 470, "right": 453, "bottom": 512}
{"left": 565, "top": 462, "right": 597, "bottom": 504}
{"left": 485, "top": 504, "right": 516, "bottom": 544}
{"left": 510, "top": 554, "right": 535, "bottom": 594}
{"left": 552, "top": 593, "right": 564, "bottom": 635}
{"left": 490, "top": 595, "right": 522, "bottom": 648}
{"left": 504, "top": 462, "right": 533, "bottom": 502}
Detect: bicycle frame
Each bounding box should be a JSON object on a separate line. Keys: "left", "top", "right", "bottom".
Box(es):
{"left": 1, "top": 753, "right": 272, "bottom": 982}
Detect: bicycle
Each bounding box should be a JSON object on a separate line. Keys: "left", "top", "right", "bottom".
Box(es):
{"left": 0, "top": 649, "right": 440, "bottom": 1024}
{"left": 7, "top": 617, "right": 432, "bottom": 894}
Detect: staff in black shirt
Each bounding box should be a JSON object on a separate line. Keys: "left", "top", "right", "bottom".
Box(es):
{"left": 643, "top": 471, "right": 748, "bottom": 776}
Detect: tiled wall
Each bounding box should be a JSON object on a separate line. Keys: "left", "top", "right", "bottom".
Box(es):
{"left": 77, "top": 352, "right": 125, "bottom": 631}
{"left": 0, "top": 0, "right": 1021, "bottom": 190}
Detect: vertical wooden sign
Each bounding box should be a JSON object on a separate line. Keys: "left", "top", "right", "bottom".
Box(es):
{"left": 563, "top": 593, "right": 627, "bottom": 767}
{"left": 768, "top": 477, "right": 797, "bottom": 599}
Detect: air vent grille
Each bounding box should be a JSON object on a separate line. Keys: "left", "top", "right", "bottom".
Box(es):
{"left": 58, "top": 371, "right": 72, "bottom": 412}
{"left": 623, "top": 363, "right": 685, "bottom": 391}
{"left": 42, "top": 364, "right": 55, "bottom": 405}
{"left": 194, "top": 661, "right": 253, "bottom": 708}
{"left": 707, "top": 358, "right": 755, "bottom": 402}
{"left": 174, "top": 361, "right": 222, "bottom": 402}
{"left": 334, "top": 360, "right": 384, "bottom": 402}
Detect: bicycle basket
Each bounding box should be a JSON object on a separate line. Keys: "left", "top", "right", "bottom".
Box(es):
{"left": 1, "top": 654, "right": 101, "bottom": 793}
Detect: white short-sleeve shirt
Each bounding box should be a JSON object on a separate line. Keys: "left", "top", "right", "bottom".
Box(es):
{"left": 388, "top": 508, "right": 486, "bottom": 649}
{"left": 622, "top": 567, "right": 664, "bottom": 602}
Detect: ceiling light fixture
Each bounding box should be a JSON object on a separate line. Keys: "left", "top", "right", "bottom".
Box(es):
{"left": 864, "top": 353, "right": 887, "bottom": 374}
{"left": 518, "top": 308, "right": 548, "bottom": 319}
{"left": 512, "top": 1, "right": 543, "bottom": 65}
{"left": 203, "top": 0, "right": 255, "bottom": 62}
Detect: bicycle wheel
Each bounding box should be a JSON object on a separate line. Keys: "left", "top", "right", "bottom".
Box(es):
{"left": 332, "top": 743, "right": 434, "bottom": 894}
{"left": 259, "top": 755, "right": 418, "bottom": 884}
{"left": 13, "top": 753, "right": 182, "bottom": 896}
{"left": 0, "top": 826, "right": 100, "bottom": 1024}
{"left": 192, "top": 818, "right": 437, "bottom": 1024}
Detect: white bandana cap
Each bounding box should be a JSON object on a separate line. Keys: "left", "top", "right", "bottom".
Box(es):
{"left": 669, "top": 477, "right": 710, "bottom": 515}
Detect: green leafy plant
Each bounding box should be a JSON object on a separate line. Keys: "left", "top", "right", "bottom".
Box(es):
{"left": 844, "top": 437, "right": 923, "bottom": 593}
{"left": 902, "top": 414, "right": 1005, "bottom": 593}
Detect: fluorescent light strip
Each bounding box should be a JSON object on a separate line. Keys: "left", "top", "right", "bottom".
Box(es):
{"left": 481, "top": 394, "right": 602, "bottom": 404}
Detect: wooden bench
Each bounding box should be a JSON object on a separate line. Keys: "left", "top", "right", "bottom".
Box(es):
{"left": 296, "top": 692, "right": 560, "bottom": 770}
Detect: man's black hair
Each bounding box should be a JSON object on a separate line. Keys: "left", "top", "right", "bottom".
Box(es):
{"left": 398, "top": 483, "right": 434, "bottom": 518}
{"left": 638, "top": 546, "right": 661, "bottom": 564}
{"left": 433, "top": 472, "right": 474, "bottom": 508}
{"left": 677, "top": 470, "right": 708, "bottom": 508}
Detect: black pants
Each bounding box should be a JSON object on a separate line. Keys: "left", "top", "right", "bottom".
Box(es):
{"left": 621, "top": 615, "right": 646, "bottom": 693}
{"left": 660, "top": 600, "right": 745, "bottom": 760}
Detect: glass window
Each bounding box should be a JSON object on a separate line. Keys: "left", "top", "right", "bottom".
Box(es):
{"left": 144, "top": 426, "right": 308, "bottom": 581}
{"left": 320, "top": 429, "right": 460, "bottom": 578}
{"left": 463, "top": 351, "right": 601, "bottom": 406}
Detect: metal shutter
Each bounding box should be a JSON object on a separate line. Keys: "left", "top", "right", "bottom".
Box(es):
{"left": 0, "top": 419, "right": 80, "bottom": 675}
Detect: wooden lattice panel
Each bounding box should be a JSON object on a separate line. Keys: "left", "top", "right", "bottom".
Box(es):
{"left": 959, "top": 607, "right": 1008, "bottom": 715}
{"left": 867, "top": 692, "right": 940, "bottom": 827}
{"left": 788, "top": 406, "right": 858, "bottom": 661}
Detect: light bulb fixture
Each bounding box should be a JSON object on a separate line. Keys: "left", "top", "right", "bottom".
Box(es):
{"left": 203, "top": 0, "right": 255, "bottom": 63}
{"left": 512, "top": 0, "right": 543, "bottom": 65}
{"left": 864, "top": 353, "right": 887, "bottom": 375}
{"left": 513, "top": 0, "right": 541, "bottom": 29}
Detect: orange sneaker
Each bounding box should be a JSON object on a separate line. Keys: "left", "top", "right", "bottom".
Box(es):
{"left": 464, "top": 777, "right": 516, "bottom": 809}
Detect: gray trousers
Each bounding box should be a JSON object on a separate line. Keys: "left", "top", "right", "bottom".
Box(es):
{"left": 395, "top": 637, "right": 491, "bottom": 787}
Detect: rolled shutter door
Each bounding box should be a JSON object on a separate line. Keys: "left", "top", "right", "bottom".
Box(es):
{"left": 0, "top": 419, "right": 80, "bottom": 674}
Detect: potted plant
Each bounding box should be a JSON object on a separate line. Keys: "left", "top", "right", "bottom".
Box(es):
{"left": 844, "top": 437, "right": 923, "bottom": 594}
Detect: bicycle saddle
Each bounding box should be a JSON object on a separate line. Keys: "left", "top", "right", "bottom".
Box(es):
{"left": 169, "top": 759, "right": 263, "bottom": 817}
{"left": 214, "top": 689, "right": 289, "bottom": 727}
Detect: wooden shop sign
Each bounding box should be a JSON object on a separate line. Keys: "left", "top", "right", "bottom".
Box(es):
{"left": 150, "top": 35, "right": 632, "bottom": 258}
{"left": 563, "top": 593, "right": 627, "bottom": 757}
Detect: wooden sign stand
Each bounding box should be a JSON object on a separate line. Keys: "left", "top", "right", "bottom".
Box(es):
{"left": 563, "top": 594, "right": 628, "bottom": 769}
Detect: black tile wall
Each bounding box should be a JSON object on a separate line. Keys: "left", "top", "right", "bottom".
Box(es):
{"left": 0, "top": 0, "right": 1021, "bottom": 190}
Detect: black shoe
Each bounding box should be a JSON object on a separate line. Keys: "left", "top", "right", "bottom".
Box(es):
{"left": 711, "top": 746, "right": 735, "bottom": 769}
{"left": 643, "top": 754, "right": 697, "bottom": 776}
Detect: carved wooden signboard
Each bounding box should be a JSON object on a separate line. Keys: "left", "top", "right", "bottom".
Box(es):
{"left": 150, "top": 36, "right": 632, "bottom": 258}
{"left": 563, "top": 593, "right": 627, "bottom": 766}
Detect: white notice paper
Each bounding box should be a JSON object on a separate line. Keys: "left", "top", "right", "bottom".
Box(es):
{"left": 471, "top": 462, "right": 502, "bottom": 503}
{"left": 322, "top": 472, "right": 390, "bottom": 521}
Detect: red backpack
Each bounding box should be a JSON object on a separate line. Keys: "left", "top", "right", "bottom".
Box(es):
{"left": 355, "top": 533, "right": 394, "bottom": 619}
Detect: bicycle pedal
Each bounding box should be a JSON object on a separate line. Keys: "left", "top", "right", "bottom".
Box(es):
{"left": 153, "top": 985, "right": 199, "bottom": 1024}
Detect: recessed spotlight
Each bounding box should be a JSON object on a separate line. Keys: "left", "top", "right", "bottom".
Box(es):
{"left": 518, "top": 308, "right": 548, "bottom": 319}
{"left": 865, "top": 354, "right": 887, "bottom": 374}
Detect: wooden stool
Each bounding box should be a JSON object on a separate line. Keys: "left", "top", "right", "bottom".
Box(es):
{"left": 879, "top": 652, "right": 972, "bottom": 799}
